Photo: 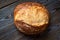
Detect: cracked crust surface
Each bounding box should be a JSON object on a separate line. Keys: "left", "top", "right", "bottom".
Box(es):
{"left": 14, "top": 2, "right": 49, "bottom": 35}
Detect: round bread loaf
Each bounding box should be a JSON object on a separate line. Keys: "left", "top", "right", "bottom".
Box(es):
{"left": 14, "top": 2, "right": 49, "bottom": 35}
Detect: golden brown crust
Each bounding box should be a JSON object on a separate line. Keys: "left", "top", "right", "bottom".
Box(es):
{"left": 14, "top": 2, "right": 49, "bottom": 35}
{"left": 14, "top": 20, "right": 48, "bottom": 35}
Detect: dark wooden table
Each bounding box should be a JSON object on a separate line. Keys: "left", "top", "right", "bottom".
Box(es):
{"left": 0, "top": 0, "right": 60, "bottom": 40}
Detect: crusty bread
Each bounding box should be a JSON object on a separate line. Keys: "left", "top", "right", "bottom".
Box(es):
{"left": 14, "top": 2, "right": 49, "bottom": 35}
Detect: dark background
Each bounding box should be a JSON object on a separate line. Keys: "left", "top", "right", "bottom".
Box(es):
{"left": 0, "top": 0, "right": 60, "bottom": 40}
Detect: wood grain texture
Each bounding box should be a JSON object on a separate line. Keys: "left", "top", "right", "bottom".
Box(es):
{"left": 0, "top": 0, "right": 60, "bottom": 40}
{"left": 0, "top": 0, "right": 18, "bottom": 9}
